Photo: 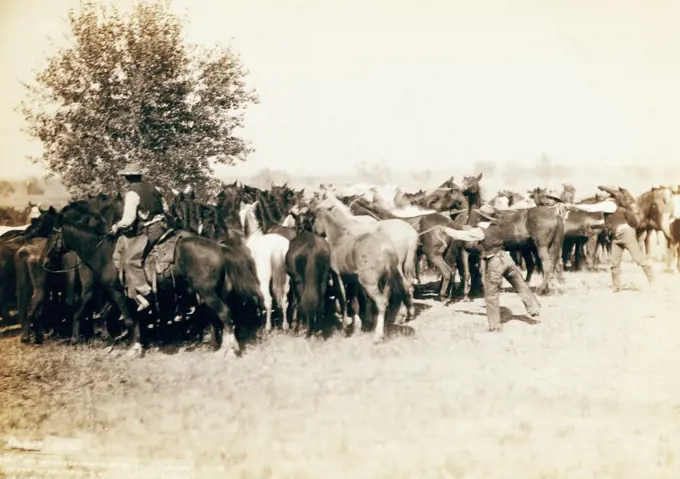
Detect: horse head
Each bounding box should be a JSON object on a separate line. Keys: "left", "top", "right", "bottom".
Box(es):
{"left": 461, "top": 173, "right": 483, "bottom": 195}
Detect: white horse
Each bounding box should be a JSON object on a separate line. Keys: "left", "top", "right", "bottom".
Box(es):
{"left": 238, "top": 202, "right": 291, "bottom": 332}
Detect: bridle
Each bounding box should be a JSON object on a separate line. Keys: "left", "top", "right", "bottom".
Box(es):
{"left": 41, "top": 227, "right": 113, "bottom": 274}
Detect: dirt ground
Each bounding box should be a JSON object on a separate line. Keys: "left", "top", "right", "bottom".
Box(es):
{"left": 1, "top": 259, "right": 679, "bottom": 478}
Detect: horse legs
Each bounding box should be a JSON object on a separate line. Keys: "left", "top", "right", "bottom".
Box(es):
{"left": 360, "top": 275, "right": 390, "bottom": 344}
{"left": 272, "top": 266, "right": 290, "bottom": 331}
{"left": 254, "top": 264, "right": 273, "bottom": 332}
{"left": 330, "top": 267, "right": 347, "bottom": 327}
{"left": 429, "top": 253, "right": 453, "bottom": 302}
{"left": 535, "top": 245, "right": 555, "bottom": 295}
{"left": 562, "top": 238, "right": 574, "bottom": 270}
{"left": 402, "top": 244, "right": 417, "bottom": 318}
{"left": 522, "top": 247, "right": 536, "bottom": 284}
{"left": 344, "top": 280, "right": 362, "bottom": 333}
{"left": 202, "top": 294, "right": 239, "bottom": 357}
{"left": 26, "top": 264, "right": 48, "bottom": 344}
{"left": 458, "top": 249, "right": 471, "bottom": 302}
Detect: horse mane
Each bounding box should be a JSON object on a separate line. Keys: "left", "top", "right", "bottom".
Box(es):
{"left": 220, "top": 240, "right": 261, "bottom": 299}
{"left": 349, "top": 197, "right": 394, "bottom": 219}
{"left": 58, "top": 202, "right": 111, "bottom": 254}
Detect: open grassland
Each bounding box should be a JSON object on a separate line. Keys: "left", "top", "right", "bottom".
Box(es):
{"left": 1, "top": 261, "right": 680, "bottom": 478}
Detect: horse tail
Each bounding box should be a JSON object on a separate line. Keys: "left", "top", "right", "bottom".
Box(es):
{"left": 298, "top": 251, "right": 326, "bottom": 324}
{"left": 221, "top": 245, "right": 265, "bottom": 309}
{"left": 380, "top": 250, "right": 412, "bottom": 319}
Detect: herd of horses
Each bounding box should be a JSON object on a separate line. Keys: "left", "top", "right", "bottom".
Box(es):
{"left": 1, "top": 175, "right": 678, "bottom": 358}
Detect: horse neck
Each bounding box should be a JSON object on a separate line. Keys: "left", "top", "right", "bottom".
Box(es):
{"left": 257, "top": 194, "right": 286, "bottom": 231}
{"left": 319, "top": 210, "right": 357, "bottom": 244}
{"left": 324, "top": 194, "right": 356, "bottom": 218}
{"left": 465, "top": 189, "right": 482, "bottom": 209}
{"left": 243, "top": 208, "right": 264, "bottom": 238}
{"left": 61, "top": 224, "right": 113, "bottom": 275}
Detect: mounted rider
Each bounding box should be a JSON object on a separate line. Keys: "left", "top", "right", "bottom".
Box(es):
{"left": 111, "top": 162, "right": 170, "bottom": 311}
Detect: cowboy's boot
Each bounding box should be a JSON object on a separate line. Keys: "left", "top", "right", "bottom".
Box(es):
{"left": 642, "top": 265, "right": 655, "bottom": 285}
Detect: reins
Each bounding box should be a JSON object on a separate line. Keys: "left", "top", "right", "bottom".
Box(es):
{"left": 41, "top": 228, "right": 113, "bottom": 273}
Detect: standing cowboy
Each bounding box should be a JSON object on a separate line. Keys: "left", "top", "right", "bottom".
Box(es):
{"left": 442, "top": 204, "right": 541, "bottom": 332}
{"left": 596, "top": 186, "right": 654, "bottom": 292}
{"left": 110, "top": 162, "right": 169, "bottom": 311}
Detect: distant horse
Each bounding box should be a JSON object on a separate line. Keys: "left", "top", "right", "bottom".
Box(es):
{"left": 239, "top": 202, "right": 291, "bottom": 332}
{"left": 636, "top": 186, "right": 674, "bottom": 269}
{"left": 285, "top": 210, "right": 333, "bottom": 337}
{"left": 312, "top": 207, "right": 409, "bottom": 343}
{"left": 530, "top": 187, "right": 605, "bottom": 272}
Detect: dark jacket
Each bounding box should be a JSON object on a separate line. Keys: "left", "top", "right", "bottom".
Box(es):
{"left": 127, "top": 181, "right": 165, "bottom": 221}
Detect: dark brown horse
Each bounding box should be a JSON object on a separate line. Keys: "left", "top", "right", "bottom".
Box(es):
{"left": 530, "top": 187, "right": 605, "bottom": 272}
{"left": 285, "top": 210, "right": 333, "bottom": 336}
{"left": 44, "top": 201, "right": 264, "bottom": 357}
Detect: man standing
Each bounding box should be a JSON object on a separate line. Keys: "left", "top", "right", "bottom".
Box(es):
{"left": 111, "top": 162, "right": 168, "bottom": 311}
{"left": 442, "top": 204, "right": 541, "bottom": 332}
{"left": 596, "top": 186, "right": 654, "bottom": 292}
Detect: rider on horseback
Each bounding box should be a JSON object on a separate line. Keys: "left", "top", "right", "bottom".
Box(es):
{"left": 111, "top": 162, "right": 169, "bottom": 311}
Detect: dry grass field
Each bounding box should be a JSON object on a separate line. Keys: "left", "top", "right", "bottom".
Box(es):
{"left": 1, "top": 259, "right": 680, "bottom": 478}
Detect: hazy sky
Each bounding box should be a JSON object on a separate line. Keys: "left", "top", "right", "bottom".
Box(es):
{"left": 1, "top": 0, "right": 679, "bottom": 180}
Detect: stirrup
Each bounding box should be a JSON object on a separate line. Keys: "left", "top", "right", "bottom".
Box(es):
{"left": 135, "top": 294, "right": 151, "bottom": 311}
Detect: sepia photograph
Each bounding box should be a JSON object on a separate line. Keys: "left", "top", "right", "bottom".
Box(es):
{"left": 1, "top": 0, "right": 679, "bottom": 477}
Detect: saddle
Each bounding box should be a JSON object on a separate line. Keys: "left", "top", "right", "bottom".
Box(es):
{"left": 142, "top": 229, "right": 193, "bottom": 294}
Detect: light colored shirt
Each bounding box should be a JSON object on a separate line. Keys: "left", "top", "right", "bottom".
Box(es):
{"left": 440, "top": 226, "right": 486, "bottom": 242}
{"left": 116, "top": 190, "right": 140, "bottom": 230}
{"left": 571, "top": 200, "right": 617, "bottom": 214}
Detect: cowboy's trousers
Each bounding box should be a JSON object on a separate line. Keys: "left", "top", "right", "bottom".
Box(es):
{"left": 484, "top": 251, "right": 541, "bottom": 331}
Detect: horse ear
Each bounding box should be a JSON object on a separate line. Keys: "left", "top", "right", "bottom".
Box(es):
{"left": 171, "top": 187, "right": 179, "bottom": 196}
{"left": 476, "top": 173, "right": 483, "bottom": 181}
{"left": 48, "top": 206, "right": 56, "bottom": 214}
{"left": 189, "top": 190, "right": 196, "bottom": 200}
{"left": 618, "top": 187, "right": 633, "bottom": 197}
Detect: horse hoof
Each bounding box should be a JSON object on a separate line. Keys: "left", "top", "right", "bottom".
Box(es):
{"left": 20, "top": 336, "right": 30, "bottom": 345}
{"left": 373, "top": 335, "right": 385, "bottom": 344}
{"left": 220, "top": 348, "right": 239, "bottom": 359}
{"left": 125, "top": 343, "right": 143, "bottom": 358}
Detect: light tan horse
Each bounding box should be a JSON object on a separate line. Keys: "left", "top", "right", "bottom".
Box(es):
{"left": 313, "top": 207, "right": 410, "bottom": 343}
{"left": 317, "top": 193, "right": 419, "bottom": 320}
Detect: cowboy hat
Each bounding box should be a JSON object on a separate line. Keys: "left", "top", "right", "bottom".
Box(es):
{"left": 477, "top": 204, "right": 498, "bottom": 221}
{"left": 117, "top": 162, "right": 147, "bottom": 176}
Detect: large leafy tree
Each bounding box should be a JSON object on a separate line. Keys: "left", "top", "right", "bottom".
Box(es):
{"left": 21, "top": 0, "right": 258, "bottom": 201}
